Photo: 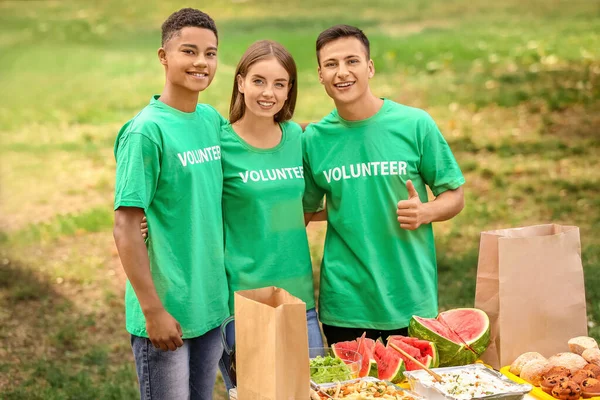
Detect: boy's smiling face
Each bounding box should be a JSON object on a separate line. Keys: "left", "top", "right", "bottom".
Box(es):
{"left": 317, "top": 36, "right": 374, "bottom": 105}
{"left": 159, "top": 27, "right": 218, "bottom": 94}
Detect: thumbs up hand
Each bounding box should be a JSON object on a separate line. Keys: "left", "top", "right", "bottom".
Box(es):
{"left": 397, "top": 180, "right": 424, "bottom": 230}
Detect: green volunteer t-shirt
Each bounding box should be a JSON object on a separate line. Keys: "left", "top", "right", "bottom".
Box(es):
{"left": 114, "top": 95, "right": 229, "bottom": 338}
{"left": 221, "top": 120, "right": 316, "bottom": 314}
{"left": 302, "top": 99, "right": 465, "bottom": 330}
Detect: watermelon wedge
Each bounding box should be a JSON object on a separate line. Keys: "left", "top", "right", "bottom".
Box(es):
{"left": 374, "top": 340, "right": 405, "bottom": 383}
{"left": 387, "top": 335, "right": 439, "bottom": 369}
{"left": 409, "top": 308, "right": 490, "bottom": 367}
{"left": 332, "top": 338, "right": 378, "bottom": 378}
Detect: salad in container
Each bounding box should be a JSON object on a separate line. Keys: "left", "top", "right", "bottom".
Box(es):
{"left": 310, "top": 347, "right": 362, "bottom": 384}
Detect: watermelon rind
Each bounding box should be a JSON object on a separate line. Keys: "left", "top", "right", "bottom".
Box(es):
{"left": 409, "top": 308, "right": 490, "bottom": 367}
{"left": 424, "top": 341, "right": 439, "bottom": 368}
{"left": 374, "top": 341, "right": 405, "bottom": 384}
{"left": 384, "top": 359, "right": 405, "bottom": 384}
{"left": 367, "top": 359, "right": 378, "bottom": 378}
{"left": 356, "top": 338, "right": 378, "bottom": 378}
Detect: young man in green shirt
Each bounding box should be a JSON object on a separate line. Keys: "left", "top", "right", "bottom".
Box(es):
{"left": 112, "top": 8, "right": 228, "bottom": 399}
{"left": 302, "top": 25, "right": 465, "bottom": 345}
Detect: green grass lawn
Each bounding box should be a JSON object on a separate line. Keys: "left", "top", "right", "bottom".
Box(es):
{"left": 1, "top": 0, "right": 599, "bottom": 398}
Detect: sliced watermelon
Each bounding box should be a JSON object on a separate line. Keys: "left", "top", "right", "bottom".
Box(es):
{"left": 331, "top": 341, "right": 357, "bottom": 361}
{"left": 388, "top": 335, "right": 439, "bottom": 368}
{"left": 331, "top": 339, "right": 377, "bottom": 378}
{"left": 409, "top": 308, "right": 490, "bottom": 367}
{"left": 387, "top": 336, "right": 438, "bottom": 371}
{"left": 358, "top": 338, "right": 378, "bottom": 378}
{"left": 374, "top": 340, "right": 405, "bottom": 383}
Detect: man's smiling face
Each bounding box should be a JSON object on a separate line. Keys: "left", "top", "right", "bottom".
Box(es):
{"left": 159, "top": 26, "right": 218, "bottom": 94}
{"left": 317, "top": 36, "right": 374, "bottom": 105}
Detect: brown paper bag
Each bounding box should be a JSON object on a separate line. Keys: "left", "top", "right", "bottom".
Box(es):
{"left": 475, "top": 224, "right": 588, "bottom": 369}
{"left": 235, "top": 286, "right": 309, "bottom": 400}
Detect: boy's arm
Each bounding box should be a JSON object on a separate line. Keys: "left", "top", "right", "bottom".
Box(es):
{"left": 113, "top": 206, "right": 183, "bottom": 351}
{"left": 397, "top": 180, "right": 464, "bottom": 230}
{"left": 304, "top": 209, "right": 327, "bottom": 226}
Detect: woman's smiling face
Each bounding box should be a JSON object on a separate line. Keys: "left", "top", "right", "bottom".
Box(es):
{"left": 237, "top": 57, "right": 291, "bottom": 119}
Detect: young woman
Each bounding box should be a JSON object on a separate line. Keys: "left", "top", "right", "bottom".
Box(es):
{"left": 140, "top": 40, "right": 324, "bottom": 392}
{"left": 218, "top": 40, "right": 324, "bottom": 391}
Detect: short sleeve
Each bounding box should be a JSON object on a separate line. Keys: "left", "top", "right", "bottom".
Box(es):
{"left": 205, "top": 104, "right": 228, "bottom": 128}
{"left": 301, "top": 132, "right": 326, "bottom": 213}
{"left": 419, "top": 117, "right": 465, "bottom": 196}
{"left": 114, "top": 132, "right": 161, "bottom": 211}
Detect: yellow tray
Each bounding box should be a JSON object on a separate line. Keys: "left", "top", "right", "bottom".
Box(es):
{"left": 499, "top": 366, "right": 600, "bottom": 400}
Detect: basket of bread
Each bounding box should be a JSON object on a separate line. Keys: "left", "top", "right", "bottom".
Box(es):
{"left": 501, "top": 336, "right": 600, "bottom": 400}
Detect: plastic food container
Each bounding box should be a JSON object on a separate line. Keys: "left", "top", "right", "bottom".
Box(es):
{"left": 313, "top": 376, "right": 425, "bottom": 400}
{"left": 309, "top": 347, "right": 362, "bottom": 384}
{"left": 500, "top": 366, "right": 600, "bottom": 400}
{"left": 404, "top": 363, "right": 533, "bottom": 400}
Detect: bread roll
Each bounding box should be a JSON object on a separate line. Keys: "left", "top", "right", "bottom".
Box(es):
{"left": 569, "top": 336, "right": 599, "bottom": 356}
{"left": 510, "top": 352, "right": 546, "bottom": 375}
{"left": 582, "top": 348, "right": 600, "bottom": 366}
{"left": 548, "top": 352, "right": 588, "bottom": 374}
{"left": 520, "top": 359, "right": 550, "bottom": 386}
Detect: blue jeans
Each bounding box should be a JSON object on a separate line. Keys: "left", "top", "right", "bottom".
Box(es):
{"left": 218, "top": 308, "right": 324, "bottom": 394}
{"left": 131, "top": 326, "right": 223, "bottom": 400}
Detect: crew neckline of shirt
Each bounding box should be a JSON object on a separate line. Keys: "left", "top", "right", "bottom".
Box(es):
{"left": 223, "top": 121, "right": 287, "bottom": 153}
{"left": 334, "top": 98, "right": 391, "bottom": 128}
{"left": 150, "top": 95, "right": 198, "bottom": 119}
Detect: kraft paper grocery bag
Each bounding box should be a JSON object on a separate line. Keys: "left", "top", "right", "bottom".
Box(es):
{"left": 235, "top": 286, "right": 309, "bottom": 400}
{"left": 475, "top": 224, "right": 588, "bottom": 369}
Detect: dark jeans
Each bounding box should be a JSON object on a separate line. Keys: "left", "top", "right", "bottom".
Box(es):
{"left": 322, "top": 323, "right": 409, "bottom": 345}
{"left": 131, "top": 326, "right": 223, "bottom": 400}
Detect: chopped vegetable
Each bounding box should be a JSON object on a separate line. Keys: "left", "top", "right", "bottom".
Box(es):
{"left": 310, "top": 356, "right": 353, "bottom": 384}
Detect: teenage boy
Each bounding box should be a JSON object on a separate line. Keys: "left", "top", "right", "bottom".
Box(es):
{"left": 112, "top": 8, "right": 228, "bottom": 399}
{"left": 303, "top": 25, "right": 465, "bottom": 345}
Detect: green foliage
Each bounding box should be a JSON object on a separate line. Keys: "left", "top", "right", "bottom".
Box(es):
{"left": 9, "top": 208, "right": 114, "bottom": 245}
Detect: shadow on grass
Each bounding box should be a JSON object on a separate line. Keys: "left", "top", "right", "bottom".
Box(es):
{"left": 0, "top": 251, "right": 137, "bottom": 399}
{"left": 0, "top": 257, "right": 54, "bottom": 304}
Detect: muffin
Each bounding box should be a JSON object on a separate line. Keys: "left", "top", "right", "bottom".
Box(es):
{"left": 572, "top": 369, "right": 596, "bottom": 385}
{"left": 510, "top": 352, "right": 546, "bottom": 376}
{"left": 548, "top": 353, "right": 589, "bottom": 374}
{"left": 541, "top": 375, "right": 570, "bottom": 395}
{"left": 551, "top": 381, "right": 582, "bottom": 400}
{"left": 583, "top": 363, "right": 600, "bottom": 377}
{"left": 545, "top": 366, "right": 572, "bottom": 379}
{"left": 580, "top": 378, "right": 600, "bottom": 398}
{"left": 521, "top": 359, "right": 550, "bottom": 386}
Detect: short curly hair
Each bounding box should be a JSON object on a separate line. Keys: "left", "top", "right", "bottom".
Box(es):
{"left": 161, "top": 8, "right": 218, "bottom": 47}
